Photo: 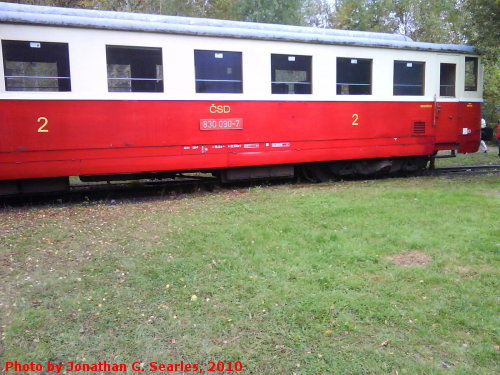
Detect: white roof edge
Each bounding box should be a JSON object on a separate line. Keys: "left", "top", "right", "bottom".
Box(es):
{"left": 0, "top": 3, "right": 477, "bottom": 54}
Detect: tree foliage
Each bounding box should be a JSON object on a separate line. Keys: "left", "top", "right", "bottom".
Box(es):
{"left": 462, "top": 0, "right": 499, "bottom": 121}
{"left": 329, "top": 0, "right": 467, "bottom": 43}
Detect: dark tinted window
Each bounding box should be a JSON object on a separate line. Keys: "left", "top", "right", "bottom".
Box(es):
{"left": 440, "top": 63, "right": 456, "bottom": 97}
{"left": 194, "top": 50, "right": 242, "bottom": 93}
{"left": 336, "top": 57, "right": 372, "bottom": 95}
{"left": 271, "top": 54, "right": 312, "bottom": 94}
{"left": 464, "top": 57, "right": 478, "bottom": 91}
{"left": 106, "top": 45, "right": 163, "bottom": 92}
{"left": 393, "top": 60, "right": 425, "bottom": 96}
{"left": 2, "top": 40, "right": 71, "bottom": 91}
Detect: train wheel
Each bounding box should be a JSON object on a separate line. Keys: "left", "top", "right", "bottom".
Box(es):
{"left": 402, "top": 156, "right": 429, "bottom": 172}
{"left": 354, "top": 159, "right": 393, "bottom": 175}
{"left": 300, "top": 163, "right": 332, "bottom": 182}
{"left": 388, "top": 158, "right": 404, "bottom": 174}
{"left": 328, "top": 161, "right": 355, "bottom": 177}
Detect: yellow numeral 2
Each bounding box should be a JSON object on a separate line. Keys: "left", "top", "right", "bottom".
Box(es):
{"left": 352, "top": 114, "right": 359, "bottom": 126}
{"left": 37, "top": 117, "right": 48, "bottom": 132}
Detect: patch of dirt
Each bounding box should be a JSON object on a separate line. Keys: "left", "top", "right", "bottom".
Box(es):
{"left": 385, "top": 250, "right": 432, "bottom": 267}
{"left": 444, "top": 265, "right": 497, "bottom": 278}
{"left": 223, "top": 189, "right": 247, "bottom": 197}
{"left": 365, "top": 273, "right": 388, "bottom": 283}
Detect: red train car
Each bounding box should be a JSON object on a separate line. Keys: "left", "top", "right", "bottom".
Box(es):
{"left": 0, "top": 3, "right": 483, "bottom": 194}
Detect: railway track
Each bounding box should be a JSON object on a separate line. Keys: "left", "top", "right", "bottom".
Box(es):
{"left": 426, "top": 164, "right": 500, "bottom": 175}
{"left": 69, "top": 164, "right": 500, "bottom": 197}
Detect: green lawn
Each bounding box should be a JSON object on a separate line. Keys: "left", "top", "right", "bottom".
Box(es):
{"left": 1, "top": 173, "right": 499, "bottom": 374}
{"left": 434, "top": 145, "right": 499, "bottom": 167}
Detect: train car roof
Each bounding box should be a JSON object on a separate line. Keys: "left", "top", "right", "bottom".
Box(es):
{"left": 0, "top": 2, "right": 476, "bottom": 54}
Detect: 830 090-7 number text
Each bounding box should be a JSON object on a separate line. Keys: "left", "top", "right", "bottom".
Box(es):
{"left": 200, "top": 118, "right": 243, "bottom": 130}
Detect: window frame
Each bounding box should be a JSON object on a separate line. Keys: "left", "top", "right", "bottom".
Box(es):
{"left": 2, "top": 39, "right": 71, "bottom": 92}
{"left": 393, "top": 60, "right": 426, "bottom": 96}
{"left": 271, "top": 53, "right": 312, "bottom": 95}
{"left": 439, "top": 63, "right": 456, "bottom": 97}
{"left": 106, "top": 45, "right": 164, "bottom": 93}
{"left": 464, "top": 56, "right": 478, "bottom": 92}
{"left": 336, "top": 57, "right": 372, "bottom": 95}
{"left": 194, "top": 49, "right": 243, "bottom": 94}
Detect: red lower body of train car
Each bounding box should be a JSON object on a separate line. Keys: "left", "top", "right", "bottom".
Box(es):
{"left": 0, "top": 100, "right": 480, "bottom": 193}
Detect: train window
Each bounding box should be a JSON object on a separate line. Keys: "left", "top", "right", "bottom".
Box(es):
{"left": 464, "top": 57, "right": 478, "bottom": 91}
{"left": 271, "top": 54, "right": 312, "bottom": 94}
{"left": 440, "top": 63, "right": 456, "bottom": 97}
{"left": 2, "top": 40, "right": 71, "bottom": 91}
{"left": 106, "top": 45, "right": 163, "bottom": 92}
{"left": 393, "top": 60, "right": 425, "bottom": 96}
{"left": 194, "top": 50, "right": 242, "bottom": 93}
{"left": 336, "top": 57, "right": 372, "bottom": 95}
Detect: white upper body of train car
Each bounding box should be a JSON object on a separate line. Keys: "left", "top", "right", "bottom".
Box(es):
{"left": 0, "top": 2, "right": 483, "bottom": 103}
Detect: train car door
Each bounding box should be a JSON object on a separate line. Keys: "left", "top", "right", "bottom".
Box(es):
{"left": 434, "top": 55, "right": 459, "bottom": 147}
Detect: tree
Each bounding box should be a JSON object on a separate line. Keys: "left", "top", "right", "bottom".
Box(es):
{"left": 230, "top": 0, "right": 306, "bottom": 25}
{"left": 329, "top": 0, "right": 466, "bottom": 42}
{"left": 302, "top": 0, "right": 333, "bottom": 28}
{"left": 463, "top": 0, "right": 500, "bottom": 123}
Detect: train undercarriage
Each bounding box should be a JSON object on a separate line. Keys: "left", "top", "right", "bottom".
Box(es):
{"left": 0, "top": 155, "right": 431, "bottom": 196}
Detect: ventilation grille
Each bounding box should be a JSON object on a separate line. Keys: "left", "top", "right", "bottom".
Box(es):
{"left": 413, "top": 121, "right": 426, "bottom": 134}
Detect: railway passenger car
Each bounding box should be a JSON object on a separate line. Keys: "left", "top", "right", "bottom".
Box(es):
{"left": 0, "top": 3, "right": 483, "bottom": 195}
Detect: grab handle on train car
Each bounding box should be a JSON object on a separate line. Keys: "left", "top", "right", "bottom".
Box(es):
{"left": 432, "top": 95, "right": 441, "bottom": 127}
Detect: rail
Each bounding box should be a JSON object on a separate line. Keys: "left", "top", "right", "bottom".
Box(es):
{"left": 426, "top": 165, "right": 500, "bottom": 175}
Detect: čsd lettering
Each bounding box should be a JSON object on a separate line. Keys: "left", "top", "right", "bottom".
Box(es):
{"left": 209, "top": 104, "right": 231, "bottom": 114}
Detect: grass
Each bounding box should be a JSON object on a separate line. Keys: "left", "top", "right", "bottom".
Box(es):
{"left": 1, "top": 173, "right": 499, "bottom": 374}
{"left": 434, "top": 145, "right": 499, "bottom": 167}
